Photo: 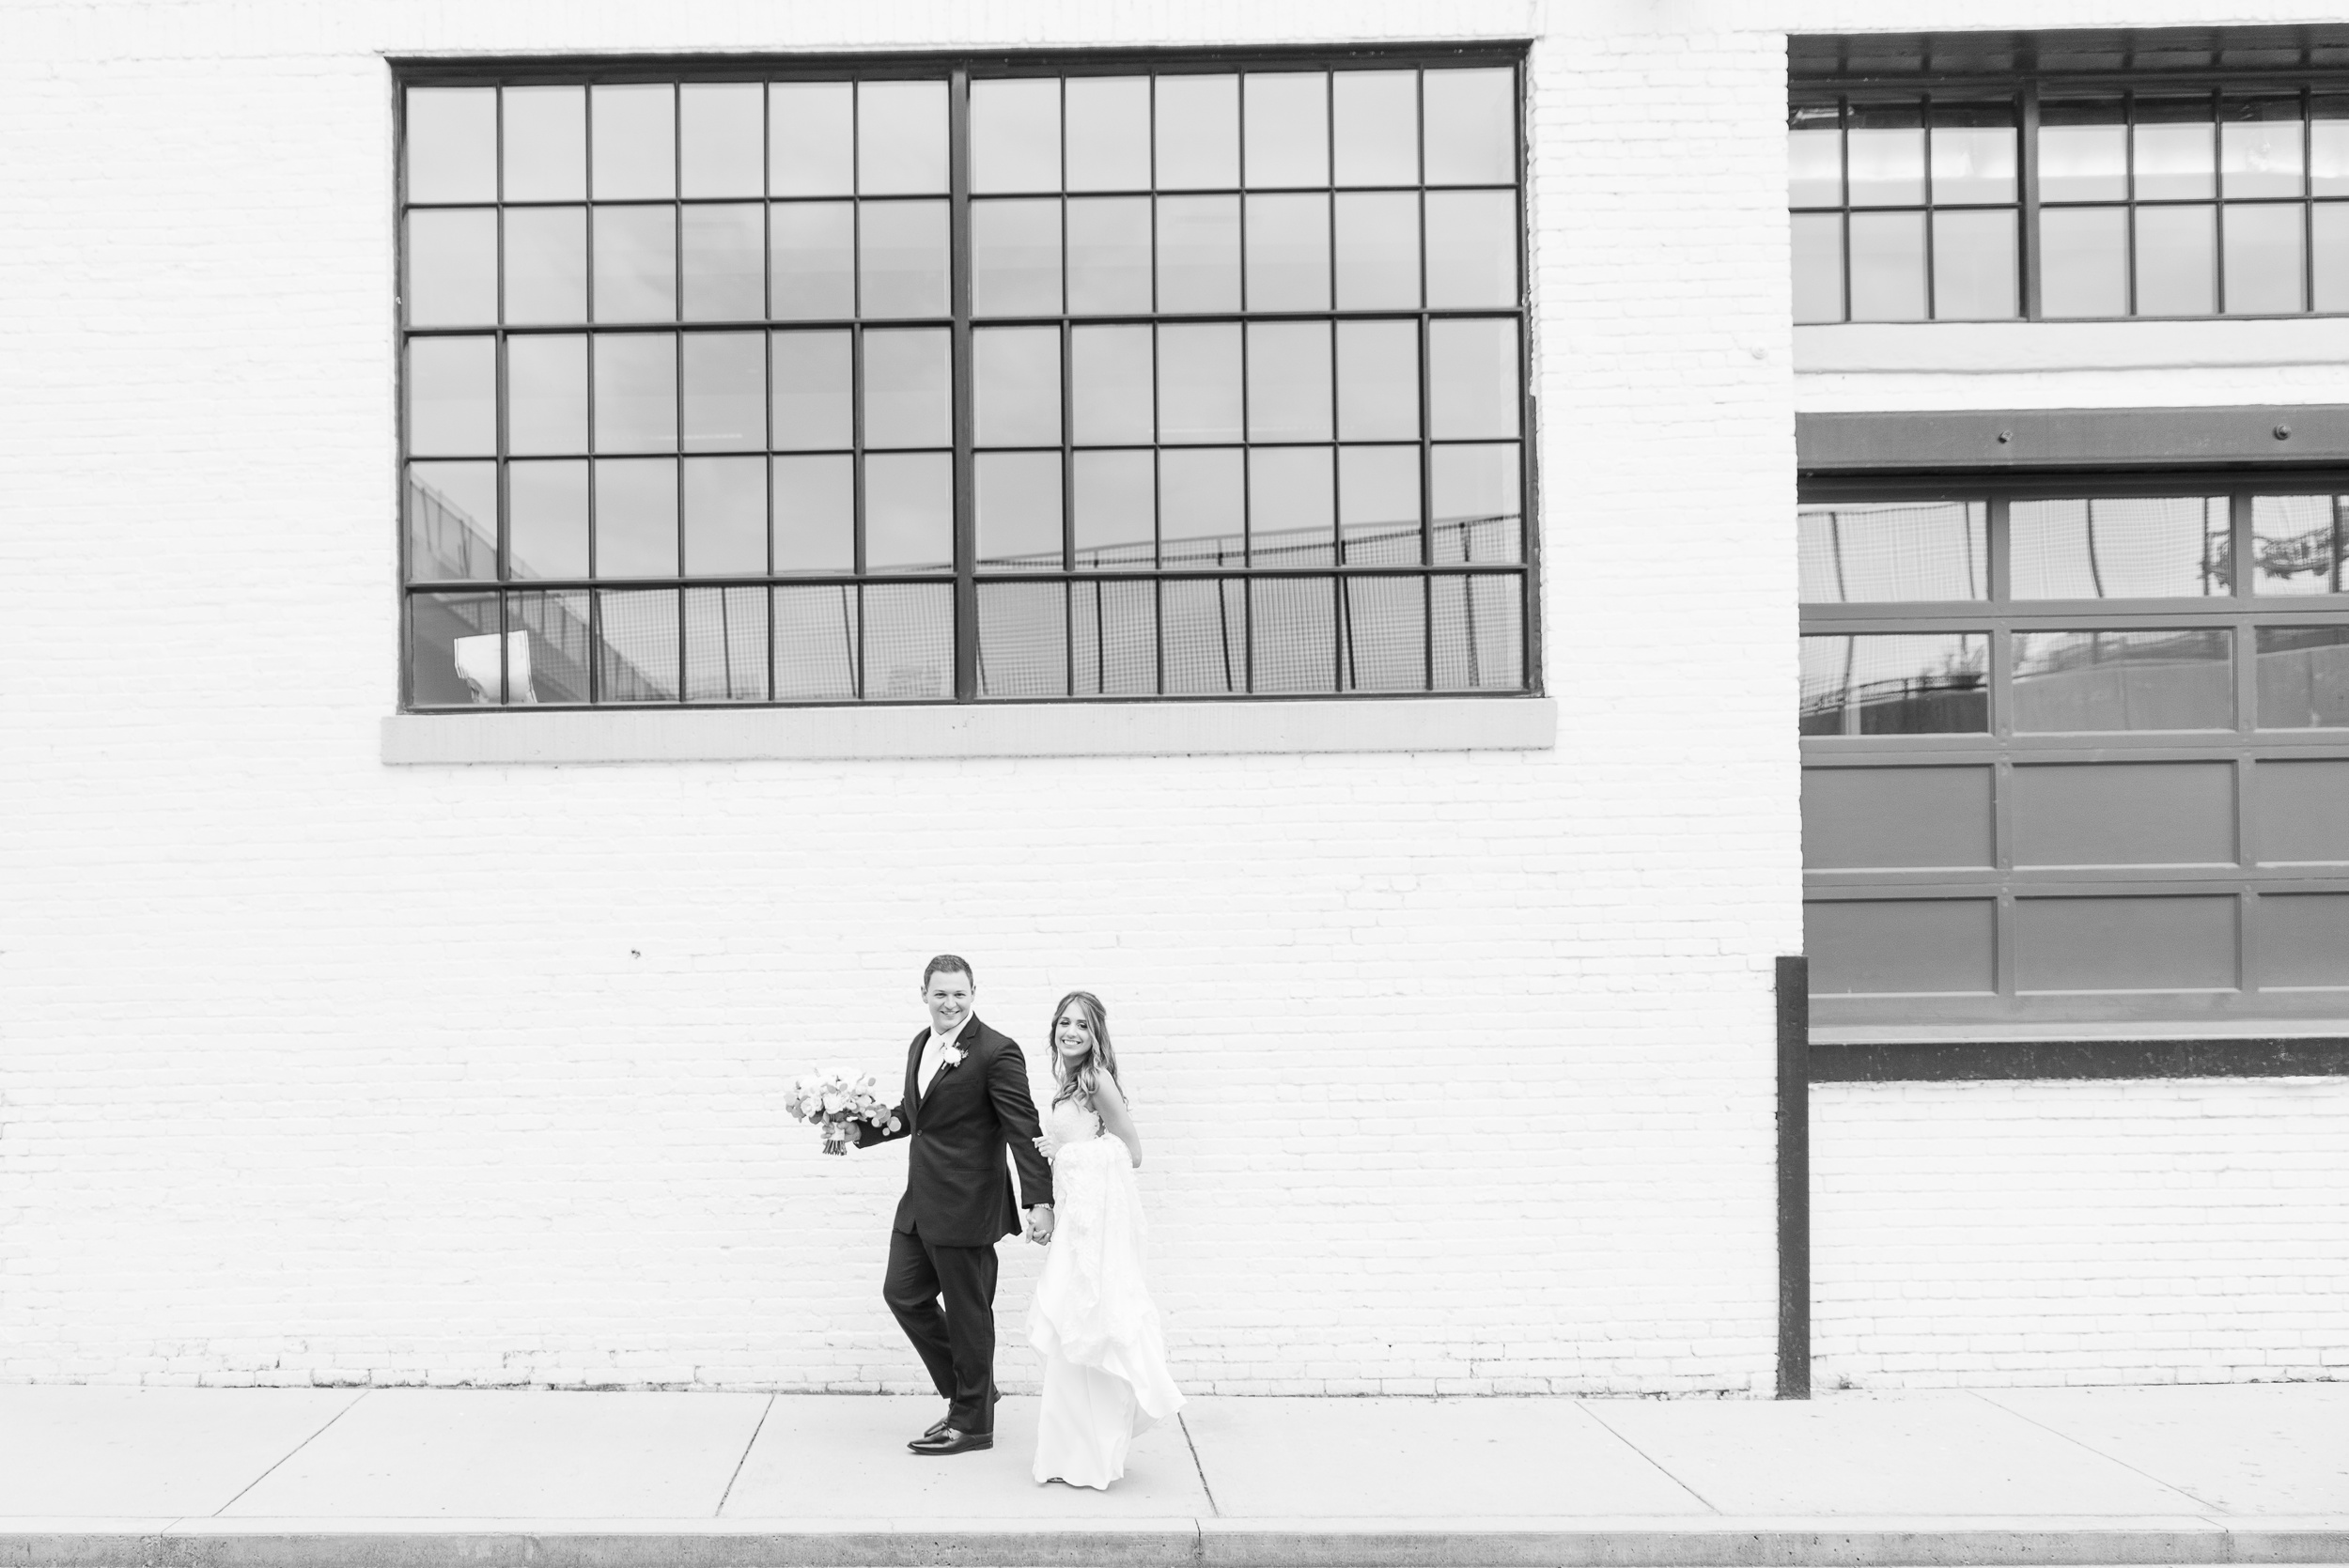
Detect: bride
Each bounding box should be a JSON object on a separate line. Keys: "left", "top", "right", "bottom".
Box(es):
{"left": 1026, "top": 990, "right": 1183, "bottom": 1488}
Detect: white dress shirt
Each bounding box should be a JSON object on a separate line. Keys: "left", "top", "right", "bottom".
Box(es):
{"left": 918, "top": 1016, "right": 972, "bottom": 1097}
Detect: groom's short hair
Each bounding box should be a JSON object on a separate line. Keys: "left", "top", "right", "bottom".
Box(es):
{"left": 923, "top": 954, "right": 975, "bottom": 988}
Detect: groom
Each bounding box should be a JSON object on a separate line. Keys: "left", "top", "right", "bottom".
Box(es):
{"left": 840, "top": 955, "right": 1054, "bottom": 1455}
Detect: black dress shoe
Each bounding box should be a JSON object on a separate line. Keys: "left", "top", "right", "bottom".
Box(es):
{"left": 908, "top": 1426, "right": 992, "bottom": 1455}
{"left": 923, "top": 1389, "right": 1003, "bottom": 1439}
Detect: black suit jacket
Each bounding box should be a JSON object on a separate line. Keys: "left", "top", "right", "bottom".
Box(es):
{"left": 859, "top": 1017, "right": 1053, "bottom": 1246}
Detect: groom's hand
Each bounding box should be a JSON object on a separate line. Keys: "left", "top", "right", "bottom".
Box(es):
{"left": 1026, "top": 1204, "right": 1054, "bottom": 1245}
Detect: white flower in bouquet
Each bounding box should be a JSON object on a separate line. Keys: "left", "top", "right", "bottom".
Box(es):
{"left": 789, "top": 1066, "right": 902, "bottom": 1153}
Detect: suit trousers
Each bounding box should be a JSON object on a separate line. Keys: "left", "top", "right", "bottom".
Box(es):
{"left": 883, "top": 1224, "right": 999, "bottom": 1433}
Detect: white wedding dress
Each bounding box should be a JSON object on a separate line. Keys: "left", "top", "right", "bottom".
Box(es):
{"left": 1026, "top": 1095, "right": 1183, "bottom": 1488}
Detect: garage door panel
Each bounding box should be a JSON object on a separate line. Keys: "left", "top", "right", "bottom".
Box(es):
{"left": 2013, "top": 895, "right": 2238, "bottom": 993}
{"left": 2252, "top": 758, "right": 2349, "bottom": 864}
{"left": 2011, "top": 760, "right": 2236, "bottom": 868}
{"left": 1802, "top": 766, "right": 1995, "bottom": 870}
{"left": 1807, "top": 899, "right": 1997, "bottom": 995}
{"left": 2257, "top": 893, "right": 2349, "bottom": 988}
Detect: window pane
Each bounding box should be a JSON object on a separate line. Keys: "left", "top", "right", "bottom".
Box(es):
{"left": 2012, "top": 497, "right": 2231, "bottom": 598}
{"left": 1342, "top": 575, "right": 1426, "bottom": 691}
{"left": 595, "top": 458, "right": 679, "bottom": 577}
{"left": 1787, "top": 104, "right": 1842, "bottom": 208}
{"left": 858, "top": 81, "right": 948, "bottom": 195}
{"left": 1423, "top": 68, "right": 1515, "bottom": 186}
{"left": 506, "top": 334, "right": 587, "bottom": 456}
{"left": 681, "top": 332, "right": 766, "bottom": 453}
{"left": 863, "top": 328, "right": 951, "bottom": 449}
{"left": 1162, "top": 578, "right": 1248, "bottom": 693}
{"left": 1070, "top": 325, "right": 1154, "bottom": 446}
{"left": 976, "top": 451, "right": 1064, "bottom": 569}
{"left": 2039, "top": 100, "right": 2127, "bottom": 202}
{"left": 2041, "top": 205, "right": 2128, "bottom": 318}
{"left": 1339, "top": 445, "right": 1421, "bottom": 565}
{"left": 1799, "top": 633, "right": 1988, "bottom": 736}
{"left": 504, "top": 207, "right": 586, "bottom": 325}
{"left": 1430, "top": 442, "right": 1521, "bottom": 564}
{"left": 1156, "top": 74, "right": 1238, "bottom": 191}
{"left": 1426, "top": 318, "right": 1519, "bottom": 440}
{"left": 407, "top": 461, "right": 499, "bottom": 582}
{"left": 1248, "top": 447, "right": 1334, "bottom": 567}
{"left": 1797, "top": 501, "right": 1988, "bottom": 602}
{"left": 509, "top": 459, "right": 590, "bottom": 579}
{"left": 859, "top": 199, "right": 949, "bottom": 318}
{"left": 1932, "top": 208, "right": 2018, "bottom": 320}
{"left": 1071, "top": 580, "right": 1159, "bottom": 694}
{"left": 2135, "top": 99, "right": 2216, "bottom": 200}
{"left": 977, "top": 582, "right": 1070, "bottom": 697}
{"left": 680, "top": 83, "right": 763, "bottom": 198}
{"left": 861, "top": 583, "right": 955, "bottom": 698}
{"left": 1158, "top": 195, "right": 1241, "bottom": 313}
{"left": 1067, "top": 196, "right": 1153, "bottom": 314}
{"left": 974, "top": 326, "right": 1063, "bottom": 447}
{"left": 1244, "top": 194, "right": 1331, "bottom": 310}
{"left": 592, "top": 334, "right": 677, "bottom": 454}
{"left": 2136, "top": 204, "right": 2217, "bottom": 316}
{"left": 1159, "top": 449, "right": 1245, "bottom": 567}
{"left": 1157, "top": 324, "right": 1243, "bottom": 443}
{"left": 1334, "top": 191, "right": 1421, "bottom": 310}
{"left": 1251, "top": 577, "right": 1335, "bottom": 693}
{"left": 683, "top": 456, "right": 767, "bottom": 575}
{"left": 2252, "top": 495, "right": 2349, "bottom": 594}
{"left": 772, "top": 454, "right": 853, "bottom": 572}
{"left": 2315, "top": 203, "right": 2349, "bottom": 311}
{"left": 2223, "top": 98, "right": 2305, "bottom": 198}
{"left": 508, "top": 590, "right": 592, "bottom": 704}
{"left": 770, "top": 202, "right": 855, "bottom": 319}
{"left": 771, "top": 330, "right": 852, "bottom": 451}
{"left": 1334, "top": 70, "right": 1418, "bottom": 187}
{"left": 593, "top": 206, "right": 677, "bottom": 322}
{"left": 503, "top": 85, "right": 584, "bottom": 202}
{"left": 1930, "top": 101, "right": 2016, "bottom": 204}
{"left": 1848, "top": 210, "right": 1926, "bottom": 321}
{"left": 407, "top": 210, "right": 496, "bottom": 327}
{"left": 2316, "top": 98, "right": 2349, "bottom": 195}
{"left": 408, "top": 590, "right": 502, "bottom": 705}
{"left": 591, "top": 85, "right": 676, "bottom": 200}
{"left": 972, "top": 78, "right": 1062, "bottom": 194}
{"left": 681, "top": 203, "right": 764, "bottom": 320}
{"left": 770, "top": 83, "right": 854, "bottom": 196}
{"left": 1066, "top": 77, "right": 1150, "bottom": 193}
{"left": 775, "top": 582, "right": 859, "bottom": 698}
{"left": 1431, "top": 573, "right": 1523, "bottom": 691}
{"left": 1846, "top": 101, "right": 1924, "bottom": 207}
{"left": 407, "top": 336, "right": 496, "bottom": 457}
{"left": 1073, "top": 450, "right": 1157, "bottom": 567}
{"left": 864, "top": 453, "right": 953, "bottom": 571}
{"left": 2223, "top": 203, "right": 2304, "bottom": 315}
{"left": 1425, "top": 190, "right": 1517, "bottom": 308}
{"left": 1791, "top": 211, "right": 1845, "bottom": 324}
{"left": 1245, "top": 72, "right": 1328, "bottom": 188}
{"left": 596, "top": 588, "right": 681, "bottom": 701}
{"left": 972, "top": 197, "right": 1063, "bottom": 317}
{"left": 2257, "top": 627, "right": 2349, "bottom": 726}
{"left": 2013, "top": 629, "right": 2232, "bottom": 732}
{"left": 685, "top": 585, "right": 770, "bottom": 701}
{"left": 1336, "top": 320, "right": 1419, "bottom": 442}
{"left": 1245, "top": 320, "right": 1332, "bottom": 442}
{"left": 405, "top": 87, "right": 495, "bottom": 204}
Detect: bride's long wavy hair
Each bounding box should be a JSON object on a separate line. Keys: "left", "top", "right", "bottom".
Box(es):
{"left": 1048, "top": 990, "right": 1122, "bottom": 1108}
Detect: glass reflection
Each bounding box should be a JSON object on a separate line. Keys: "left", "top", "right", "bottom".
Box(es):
{"left": 1791, "top": 211, "right": 1845, "bottom": 325}
{"left": 2040, "top": 205, "right": 2127, "bottom": 318}
{"left": 1159, "top": 195, "right": 1241, "bottom": 313}
{"left": 1845, "top": 102, "right": 1924, "bottom": 207}
{"left": 681, "top": 333, "right": 764, "bottom": 453}
{"left": 508, "top": 590, "right": 592, "bottom": 704}
{"left": 2316, "top": 98, "right": 2349, "bottom": 194}
{"left": 858, "top": 200, "right": 950, "bottom": 318}
{"left": 976, "top": 451, "right": 1064, "bottom": 569}
{"left": 506, "top": 334, "right": 587, "bottom": 455}
{"left": 1155, "top": 74, "right": 1238, "bottom": 191}
{"left": 592, "top": 334, "right": 677, "bottom": 454}
{"left": 1339, "top": 445, "right": 1421, "bottom": 566}
{"left": 973, "top": 326, "right": 1063, "bottom": 447}
{"left": 863, "top": 329, "right": 952, "bottom": 450}
{"left": 1162, "top": 578, "right": 1248, "bottom": 694}
{"left": 407, "top": 210, "right": 495, "bottom": 327}
{"left": 408, "top": 590, "right": 501, "bottom": 705}
{"left": 1336, "top": 320, "right": 1419, "bottom": 442}
{"left": 681, "top": 204, "right": 764, "bottom": 320}
{"left": 508, "top": 459, "right": 590, "bottom": 579}
{"left": 1432, "top": 573, "right": 1523, "bottom": 691}
{"left": 864, "top": 453, "right": 954, "bottom": 572}
{"left": 594, "top": 459, "right": 679, "bottom": 578}
{"left": 406, "top": 87, "right": 495, "bottom": 204}
{"left": 1245, "top": 72, "right": 1329, "bottom": 188}
{"left": 1157, "top": 324, "right": 1243, "bottom": 443}
{"left": 1071, "top": 580, "right": 1159, "bottom": 694}
{"left": 406, "top": 461, "right": 498, "bottom": 582}
{"left": 1797, "top": 501, "right": 1987, "bottom": 602}
{"left": 592, "top": 206, "right": 677, "bottom": 322}
{"left": 1343, "top": 575, "right": 1426, "bottom": 691}
{"left": 1248, "top": 447, "right": 1335, "bottom": 567}
{"left": 1849, "top": 210, "right": 1927, "bottom": 321}
{"left": 683, "top": 456, "right": 767, "bottom": 575}
{"left": 861, "top": 583, "right": 956, "bottom": 698}
{"left": 976, "top": 582, "right": 1070, "bottom": 698}
{"left": 2136, "top": 205, "right": 2216, "bottom": 316}
{"left": 858, "top": 81, "right": 949, "bottom": 195}
{"left": 2133, "top": 99, "right": 2216, "bottom": 200}
{"left": 774, "top": 582, "right": 859, "bottom": 698}
{"left": 504, "top": 208, "right": 586, "bottom": 324}
{"left": 1929, "top": 102, "right": 2016, "bottom": 204}
{"left": 771, "top": 331, "right": 852, "bottom": 451}
{"left": 1070, "top": 325, "right": 1155, "bottom": 447}
{"left": 2012, "top": 629, "right": 2232, "bottom": 732}
{"left": 1787, "top": 104, "right": 1842, "bottom": 208}
{"left": 1244, "top": 194, "right": 1330, "bottom": 311}
{"left": 407, "top": 336, "right": 496, "bottom": 457}
{"left": 1426, "top": 318, "right": 1518, "bottom": 441}
{"left": 1073, "top": 450, "right": 1157, "bottom": 567}
{"left": 1159, "top": 449, "right": 1245, "bottom": 567}
{"left": 1245, "top": 321, "right": 1332, "bottom": 442}
{"left": 1933, "top": 209, "right": 2018, "bottom": 319}
{"left": 972, "top": 78, "right": 1061, "bottom": 194}
{"left": 770, "top": 202, "right": 855, "bottom": 319}
{"left": 772, "top": 454, "right": 853, "bottom": 572}
{"left": 2223, "top": 99, "right": 2305, "bottom": 197}
{"left": 2315, "top": 204, "right": 2349, "bottom": 311}
{"left": 1335, "top": 70, "right": 1418, "bottom": 187}
{"left": 595, "top": 588, "right": 681, "bottom": 702}
{"left": 1334, "top": 191, "right": 1420, "bottom": 309}
{"left": 770, "top": 83, "right": 854, "bottom": 196}
{"left": 1430, "top": 442, "right": 1521, "bottom": 564}
{"left": 2256, "top": 626, "right": 2349, "bottom": 727}
{"left": 680, "top": 84, "right": 764, "bottom": 198}
{"left": 2252, "top": 495, "right": 2349, "bottom": 594}
{"left": 2011, "top": 497, "right": 2231, "bottom": 598}
{"left": 2038, "top": 100, "right": 2127, "bottom": 202}
{"left": 1067, "top": 197, "right": 1153, "bottom": 314}
{"left": 1799, "top": 633, "right": 1989, "bottom": 736}
{"left": 1066, "top": 77, "right": 1151, "bottom": 193}
{"left": 1425, "top": 190, "right": 1517, "bottom": 309}
{"left": 972, "top": 198, "right": 1063, "bottom": 317}
{"left": 1251, "top": 577, "right": 1335, "bottom": 693}
{"left": 685, "top": 585, "right": 770, "bottom": 702}
{"left": 503, "top": 85, "right": 585, "bottom": 202}
{"left": 2223, "top": 203, "right": 2304, "bottom": 315}
{"left": 591, "top": 85, "right": 675, "bottom": 200}
{"left": 1423, "top": 69, "right": 1515, "bottom": 186}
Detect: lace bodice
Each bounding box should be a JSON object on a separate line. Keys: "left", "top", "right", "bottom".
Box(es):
{"left": 1047, "top": 1095, "right": 1104, "bottom": 1152}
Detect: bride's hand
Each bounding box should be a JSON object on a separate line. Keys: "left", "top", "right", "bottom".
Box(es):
{"left": 1033, "top": 1134, "right": 1059, "bottom": 1158}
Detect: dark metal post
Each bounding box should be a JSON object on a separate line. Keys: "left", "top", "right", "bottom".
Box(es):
{"left": 1776, "top": 955, "right": 1812, "bottom": 1401}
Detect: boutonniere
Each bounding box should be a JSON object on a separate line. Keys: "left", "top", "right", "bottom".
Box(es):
{"left": 939, "top": 1043, "right": 967, "bottom": 1071}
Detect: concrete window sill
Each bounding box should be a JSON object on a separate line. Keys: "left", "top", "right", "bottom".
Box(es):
{"left": 381, "top": 697, "right": 1556, "bottom": 765}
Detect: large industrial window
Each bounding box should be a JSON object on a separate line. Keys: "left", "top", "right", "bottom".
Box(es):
{"left": 1800, "top": 476, "right": 2349, "bottom": 1032}
{"left": 397, "top": 55, "right": 1532, "bottom": 707}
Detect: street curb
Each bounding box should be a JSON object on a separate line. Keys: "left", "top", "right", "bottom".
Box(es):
{"left": 7, "top": 1529, "right": 2349, "bottom": 1568}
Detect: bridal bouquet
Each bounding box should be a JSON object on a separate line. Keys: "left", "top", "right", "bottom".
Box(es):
{"left": 786, "top": 1068, "right": 902, "bottom": 1154}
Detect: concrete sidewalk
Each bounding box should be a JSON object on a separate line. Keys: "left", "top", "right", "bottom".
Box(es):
{"left": 1, "top": 1383, "right": 2344, "bottom": 1566}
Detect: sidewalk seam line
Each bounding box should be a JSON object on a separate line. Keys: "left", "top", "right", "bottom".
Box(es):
{"left": 1176, "top": 1411, "right": 1221, "bottom": 1518}
{"left": 714, "top": 1392, "right": 776, "bottom": 1517}
{"left": 1968, "top": 1389, "right": 2228, "bottom": 1514}
{"left": 208, "top": 1389, "right": 370, "bottom": 1518}
{"left": 1572, "top": 1400, "right": 1724, "bottom": 1515}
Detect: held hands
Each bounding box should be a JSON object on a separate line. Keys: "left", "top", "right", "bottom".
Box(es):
{"left": 1026, "top": 1204, "right": 1054, "bottom": 1246}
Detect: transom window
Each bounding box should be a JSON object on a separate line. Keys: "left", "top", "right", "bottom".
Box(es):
{"left": 397, "top": 54, "right": 1532, "bottom": 707}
